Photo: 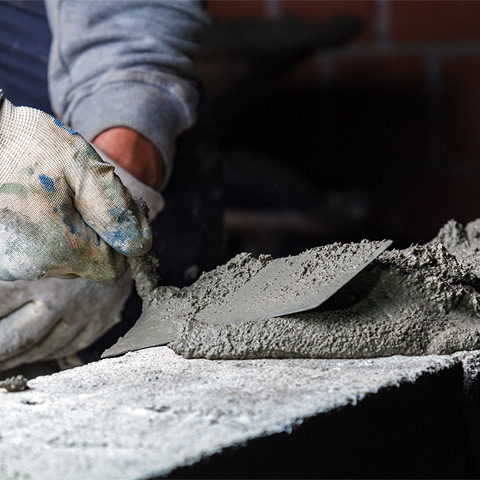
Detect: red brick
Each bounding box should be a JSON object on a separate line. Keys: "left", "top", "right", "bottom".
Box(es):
{"left": 443, "top": 58, "right": 480, "bottom": 166}
{"left": 207, "top": 1, "right": 267, "bottom": 19}
{"left": 392, "top": 1, "right": 480, "bottom": 43}
{"left": 405, "top": 173, "right": 480, "bottom": 241}
{"left": 280, "top": 0, "right": 376, "bottom": 43}
{"left": 334, "top": 56, "right": 426, "bottom": 88}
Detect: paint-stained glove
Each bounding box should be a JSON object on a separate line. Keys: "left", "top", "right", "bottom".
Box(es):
{"left": 0, "top": 141, "right": 165, "bottom": 372}
{"left": 0, "top": 94, "right": 151, "bottom": 283}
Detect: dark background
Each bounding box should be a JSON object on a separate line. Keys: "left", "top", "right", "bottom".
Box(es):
{"left": 199, "top": 1, "right": 480, "bottom": 260}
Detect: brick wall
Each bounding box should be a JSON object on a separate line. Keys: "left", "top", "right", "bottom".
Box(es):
{"left": 206, "top": 1, "right": 480, "bottom": 244}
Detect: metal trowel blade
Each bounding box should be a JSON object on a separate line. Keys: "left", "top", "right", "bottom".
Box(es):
{"left": 102, "top": 240, "right": 392, "bottom": 358}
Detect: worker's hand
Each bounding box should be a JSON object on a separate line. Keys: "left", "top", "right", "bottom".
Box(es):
{"left": 0, "top": 273, "right": 132, "bottom": 371}
{"left": 0, "top": 125, "right": 166, "bottom": 372}
{"left": 0, "top": 94, "right": 151, "bottom": 283}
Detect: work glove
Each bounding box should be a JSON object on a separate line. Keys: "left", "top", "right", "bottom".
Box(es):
{"left": 0, "top": 273, "right": 131, "bottom": 371}
{"left": 0, "top": 93, "right": 151, "bottom": 283}
{"left": 0, "top": 143, "right": 165, "bottom": 372}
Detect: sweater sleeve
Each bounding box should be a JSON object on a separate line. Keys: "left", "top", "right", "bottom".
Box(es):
{"left": 45, "top": 0, "right": 209, "bottom": 185}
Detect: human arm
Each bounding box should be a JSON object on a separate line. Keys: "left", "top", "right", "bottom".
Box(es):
{"left": 45, "top": 0, "right": 210, "bottom": 189}
{"left": 0, "top": 0, "right": 209, "bottom": 281}
{"left": 0, "top": 0, "right": 211, "bottom": 368}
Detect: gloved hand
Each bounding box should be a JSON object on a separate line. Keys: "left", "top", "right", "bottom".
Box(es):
{"left": 0, "top": 272, "right": 132, "bottom": 371}
{"left": 0, "top": 137, "right": 165, "bottom": 372}
{"left": 0, "top": 93, "right": 151, "bottom": 283}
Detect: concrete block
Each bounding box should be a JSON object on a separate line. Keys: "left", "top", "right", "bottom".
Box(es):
{"left": 0, "top": 347, "right": 466, "bottom": 479}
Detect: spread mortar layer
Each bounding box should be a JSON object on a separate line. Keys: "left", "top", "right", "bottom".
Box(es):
{"left": 128, "top": 219, "right": 480, "bottom": 360}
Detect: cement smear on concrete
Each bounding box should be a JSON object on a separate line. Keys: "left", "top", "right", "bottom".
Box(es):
{"left": 129, "top": 219, "right": 480, "bottom": 360}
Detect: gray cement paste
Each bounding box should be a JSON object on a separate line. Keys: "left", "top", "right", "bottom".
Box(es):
{"left": 131, "top": 219, "right": 480, "bottom": 360}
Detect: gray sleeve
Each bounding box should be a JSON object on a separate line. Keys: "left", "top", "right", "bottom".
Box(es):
{"left": 45, "top": 0, "right": 210, "bottom": 184}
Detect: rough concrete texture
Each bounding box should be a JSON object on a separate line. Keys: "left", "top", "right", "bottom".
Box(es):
{"left": 183, "top": 240, "right": 391, "bottom": 324}
{"left": 457, "top": 350, "right": 480, "bottom": 477}
{"left": 0, "top": 347, "right": 460, "bottom": 480}
{"left": 170, "top": 219, "right": 480, "bottom": 359}
{"left": 106, "top": 240, "right": 391, "bottom": 356}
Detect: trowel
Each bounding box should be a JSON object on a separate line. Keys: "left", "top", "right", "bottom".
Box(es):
{"left": 102, "top": 239, "right": 392, "bottom": 358}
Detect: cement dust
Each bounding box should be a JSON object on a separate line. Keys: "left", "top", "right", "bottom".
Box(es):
{"left": 130, "top": 219, "right": 480, "bottom": 360}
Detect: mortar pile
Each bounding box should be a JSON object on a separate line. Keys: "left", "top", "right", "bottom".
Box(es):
{"left": 127, "top": 219, "right": 480, "bottom": 360}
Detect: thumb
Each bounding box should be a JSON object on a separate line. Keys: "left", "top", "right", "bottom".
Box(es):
{"left": 66, "top": 142, "right": 152, "bottom": 256}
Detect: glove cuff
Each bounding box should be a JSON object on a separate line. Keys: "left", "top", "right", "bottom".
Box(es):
{"left": 94, "top": 146, "right": 164, "bottom": 222}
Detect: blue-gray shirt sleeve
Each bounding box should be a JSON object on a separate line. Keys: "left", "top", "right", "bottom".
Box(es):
{"left": 45, "top": 0, "right": 210, "bottom": 184}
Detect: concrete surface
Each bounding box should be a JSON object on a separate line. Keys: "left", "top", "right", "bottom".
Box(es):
{"left": 0, "top": 347, "right": 468, "bottom": 479}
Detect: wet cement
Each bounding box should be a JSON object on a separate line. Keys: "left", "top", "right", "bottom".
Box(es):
{"left": 112, "top": 240, "right": 390, "bottom": 357}
{"left": 132, "top": 219, "right": 480, "bottom": 360}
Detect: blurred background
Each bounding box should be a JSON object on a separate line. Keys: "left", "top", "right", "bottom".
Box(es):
{"left": 198, "top": 0, "right": 480, "bottom": 260}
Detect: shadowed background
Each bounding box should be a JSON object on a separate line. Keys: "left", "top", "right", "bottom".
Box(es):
{"left": 200, "top": 0, "right": 480, "bottom": 259}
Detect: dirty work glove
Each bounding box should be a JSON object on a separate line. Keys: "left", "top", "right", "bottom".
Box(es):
{"left": 0, "top": 93, "right": 151, "bottom": 283}
{"left": 0, "top": 147, "right": 165, "bottom": 371}
{"left": 0, "top": 273, "right": 132, "bottom": 371}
